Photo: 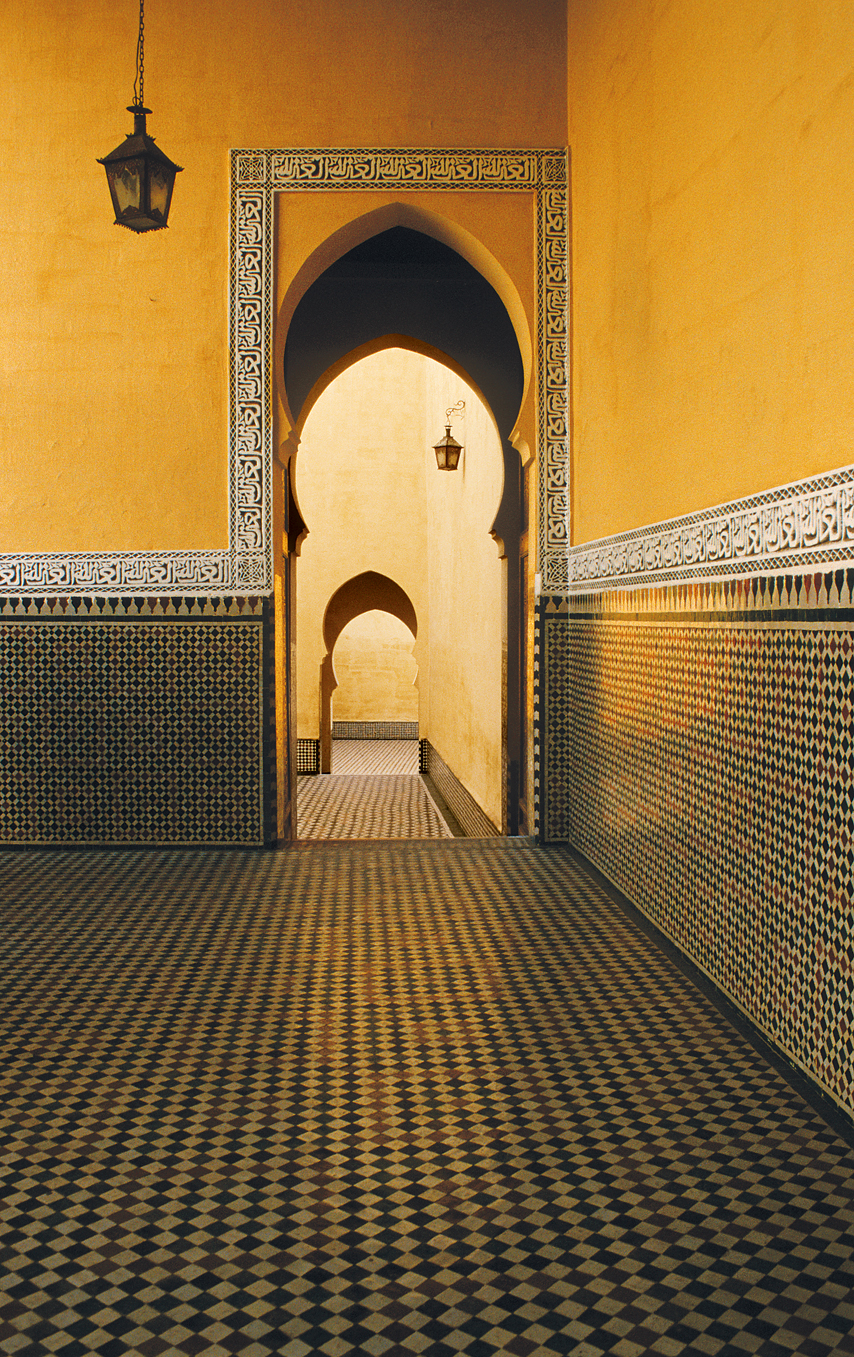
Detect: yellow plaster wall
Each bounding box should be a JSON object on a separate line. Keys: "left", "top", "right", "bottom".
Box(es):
{"left": 568, "top": 0, "right": 854, "bottom": 542}
{"left": 0, "top": 0, "right": 563, "bottom": 552}
{"left": 332, "top": 613, "right": 419, "bottom": 724}
{"left": 295, "top": 347, "right": 504, "bottom": 830}
{"left": 294, "top": 349, "right": 430, "bottom": 737}
{"left": 423, "top": 365, "right": 505, "bottom": 831}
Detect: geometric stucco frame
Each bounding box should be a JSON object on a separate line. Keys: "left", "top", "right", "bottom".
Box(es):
{"left": 229, "top": 147, "right": 571, "bottom": 596}
{"left": 0, "top": 148, "right": 569, "bottom": 598}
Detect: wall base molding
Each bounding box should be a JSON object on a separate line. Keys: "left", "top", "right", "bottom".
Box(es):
{"left": 419, "top": 741, "right": 500, "bottom": 838}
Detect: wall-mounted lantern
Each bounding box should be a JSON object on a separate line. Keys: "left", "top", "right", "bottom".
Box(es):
{"left": 433, "top": 400, "right": 465, "bottom": 471}
{"left": 97, "top": 0, "right": 182, "bottom": 233}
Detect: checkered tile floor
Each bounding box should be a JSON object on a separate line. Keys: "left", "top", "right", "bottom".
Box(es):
{"left": 331, "top": 742, "right": 420, "bottom": 775}
{"left": 297, "top": 774, "right": 451, "bottom": 840}
{"left": 2, "top": 841, "right": 853, "bottom": 1357}
{"left": 297, "top": 744, "right": 450, "bottom": 839}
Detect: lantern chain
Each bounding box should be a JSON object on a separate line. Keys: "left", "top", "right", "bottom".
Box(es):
{"left": 133, "top": 0, "right": 145, "bottom": 108}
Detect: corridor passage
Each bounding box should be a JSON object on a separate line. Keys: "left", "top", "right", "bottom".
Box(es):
{"left": 297, "top": 741, "right": 452, "bottom": 840}
{"left": 1, "top": 841, "right": 853, "bottom": 1357}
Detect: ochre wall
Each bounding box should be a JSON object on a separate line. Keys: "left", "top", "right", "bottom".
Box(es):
{"left": 423, "top": 362, "right": 505, "bottom": 831}
{"left": 0, "top": 0, "right": 563, "bottom": 553}
{"left": 568, "top": 0, "right": 854, "bottom": 543}
{"left": 294, "top": 349, "right": 430, "bottom": 738}
{"left": 332, "top": 613, "right": 419, "bottom": 724}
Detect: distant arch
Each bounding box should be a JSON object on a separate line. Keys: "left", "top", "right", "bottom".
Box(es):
{"left": 319, "top": 572, "right": 418, "bottom": 772}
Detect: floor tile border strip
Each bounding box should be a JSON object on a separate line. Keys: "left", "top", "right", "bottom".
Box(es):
{"left": 419, "top": 774, "right": 465, "bottom": 837}
{"left": 278, "top": 836, "right": 536, "bottom": 852}
{"left": 562, "top": 843, "right": 854, "bottom": 1148}
{"left": 418, "top": 777, "right": 455, "bottom": 837}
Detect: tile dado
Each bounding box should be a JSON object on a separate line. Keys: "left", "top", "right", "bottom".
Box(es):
{"left": 332, "top": 721, "right": 419, "bottom": 740}
{"left": 0, "top": 607, "right": 274, "bottom": 845}
{"left": 539, "top": 580, "right": 854, "bottom": 1117}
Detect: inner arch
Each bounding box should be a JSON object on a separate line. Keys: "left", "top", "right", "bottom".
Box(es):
{"left": 295, "top": 334, "right": 498, "bottom": 441}
{"left": 324, "top": 571, "right": 418, "bottom": 654}
{"left": 284, "top": 226, "right": 524, "bottom": 442}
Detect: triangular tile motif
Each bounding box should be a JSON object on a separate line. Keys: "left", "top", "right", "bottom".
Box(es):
{"left": 564, "top": 561, "right": 854, "bottom": 616}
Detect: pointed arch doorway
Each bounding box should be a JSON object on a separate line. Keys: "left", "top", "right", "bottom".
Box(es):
{"left": 283, "top": 226, "right": 522, "bottom": 840}
{"left": 318, "top": 571, "right": 419, "bottom": 776}
{"left": 294, "top": 345, "right": 506, "bottom": 838}
{"left": 227, "top": 149, "right": 569, "bottom": 841}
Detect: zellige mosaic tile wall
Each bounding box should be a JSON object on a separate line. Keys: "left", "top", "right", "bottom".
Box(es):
{"left": 540, "top": 574, "right": 854, "bottom": 1116}
{"left": 0, "top": 606, "right": 271, "bottom": 844}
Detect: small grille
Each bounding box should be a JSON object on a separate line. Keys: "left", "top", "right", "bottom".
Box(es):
{"left": 296, "top": 738, "right": 320, "bottom": 774}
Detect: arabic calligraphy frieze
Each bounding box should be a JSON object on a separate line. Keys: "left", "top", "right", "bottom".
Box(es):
{"left": 567, "top": 474, "right": 854, "bottom": 592}
{"left": 0, "top": 553, "right": 232, "bottom": 595}
{"left": 238, "top": 149, "right": 560, "bottom": 191}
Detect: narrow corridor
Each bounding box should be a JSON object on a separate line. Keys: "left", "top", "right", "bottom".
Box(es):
{"left": 1, "top": 842, "right": 853, "bottom": 1357}
{"left": 296, "top": 741, "right": 453, "bottom": 840}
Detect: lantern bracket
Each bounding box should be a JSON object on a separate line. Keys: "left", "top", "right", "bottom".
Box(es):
{"left": 432, "top": 400, "right": 465, "bottom": 472}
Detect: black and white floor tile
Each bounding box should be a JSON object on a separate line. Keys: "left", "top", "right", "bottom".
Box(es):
{"left": 1, "top": 840, "right": 853, "bottom": 1357}
{"left": 330, "top": 742, "right": 420, "bottom": 776}
{"left": 297, "top": 743, "right": 449, "bottom": 840}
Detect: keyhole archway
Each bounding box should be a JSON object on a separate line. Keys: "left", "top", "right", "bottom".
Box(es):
{"left": 227, "top": 148, "right": 569, "bottom": 842}
{"left": 278, "top": 211, "right": 530, "bottom": 838}
{"left": 319, "top": 572, "right": 419, "bottom": 774}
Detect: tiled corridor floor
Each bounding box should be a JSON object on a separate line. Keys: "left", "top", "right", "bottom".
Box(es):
{"left": 297, "top": 743, "right": 451, "bottom": 840}
{"left": 2, "top": 841, "right": 854, "bottom": 1357}
{"left": 330, "top": 742, "right": 420, "bottom": 776}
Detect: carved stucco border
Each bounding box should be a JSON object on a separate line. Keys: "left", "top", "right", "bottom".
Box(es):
{"left": 567, "top": 464, "right": 854, "bottom": 594}
{"left": 0, "top": 147, "right": 569, "bottom": 598}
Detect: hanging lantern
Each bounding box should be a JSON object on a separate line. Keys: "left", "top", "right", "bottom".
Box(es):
{"left": 98, "top": 106, "right": 182, "bottom": 233}
{"left": 97, "top": 1, "right": 182, "bottom": 233}
{"left": 433, "top": 401, "right": 465, "bottom": 471}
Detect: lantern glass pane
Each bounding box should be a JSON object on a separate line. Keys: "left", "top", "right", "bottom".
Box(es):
{"left": 108, "top": 159, "right": 143, "bottom": 213}
{"left": 149, "top": 161, "right": 172, "bottom": 218}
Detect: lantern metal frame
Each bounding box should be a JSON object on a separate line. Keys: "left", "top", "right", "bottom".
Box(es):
{"left": 433, "top": 400, "right": 465, "bottom": 471}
